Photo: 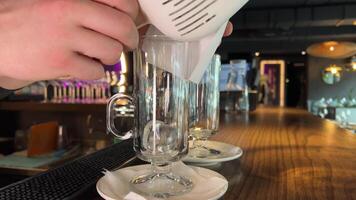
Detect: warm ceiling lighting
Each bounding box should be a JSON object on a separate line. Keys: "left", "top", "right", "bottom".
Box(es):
{"left": 325, "top": 41, "right": 337, "bottom": 52}
{"left": 330, "top": 67, "right": 338, "bottom": 74}
{"left": 324, "top": 41, "right": 339, "bottom": 46}
{"left": 301, "top": 51, "right": 306, "bottom": 55}
{"left": 307, "top": 41, "right": 356, "bottom": 59}
{"left": 325, "top": 64, "right": 343, "bottom": 75}
{"left": 255, "top": 52, "right": 260, "bottom": 57}
{"left": 353, "top": 21, "right": 356, "bottom": 26}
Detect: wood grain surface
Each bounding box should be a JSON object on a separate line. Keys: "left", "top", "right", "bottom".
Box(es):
{"left": 82, "top": 107, "right": 356, "bottom": 200}
{"left": 211, "top": 107, "right": 356, "bottom": 200}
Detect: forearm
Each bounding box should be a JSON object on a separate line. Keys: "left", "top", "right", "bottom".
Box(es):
{"left": 0, "top": 1, "right": 31, "bottom": 90}
{"left": 0, "top": 76, "right": 32, "bottom": 90}
{"left": 0, "top": 76, "right": 31, "bottom": 99}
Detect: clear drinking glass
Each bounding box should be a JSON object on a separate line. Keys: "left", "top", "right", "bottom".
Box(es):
{"left": 74, "top": 80, "right": 83, "bottom": 103}
{"left": 38, "top": 81, "right": 49, "bottom": 103}
{"left": 188, "top": 55, "right": 221, "bottom": 158}
{"left": 96, "top": 78, "right": 110, "bottom": 103}
{"left": 66, "top": 81, "right": 76, "bottom": 103}
{"left": 48, "top": 80, "right": 61, "bottom": 103}
{"left": 107, "top": 35, "right": 192, "bottom": 198}
{"left": 58, "top": 80, "right": 69, "bottom": 103}
{"left": 82, "top": 81, "right": 93, "bottom": 103}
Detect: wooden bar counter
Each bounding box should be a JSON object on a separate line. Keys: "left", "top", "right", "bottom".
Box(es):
{"left": 212, "top": 107, "right": 356, "bottom": 200}
{"left": 80, "top": 107, "right": 355, "bottom": 200}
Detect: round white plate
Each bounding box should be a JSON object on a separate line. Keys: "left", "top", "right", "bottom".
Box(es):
{"left": 183, "top": 141, "right": 243, "bottom": 164}
{"left": 97, "top": 164, "right": 228, "bottom": 200}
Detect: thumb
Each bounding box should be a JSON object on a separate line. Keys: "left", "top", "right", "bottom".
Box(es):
{"left": 136, "top": 8, "right": 149, "bottom": 29}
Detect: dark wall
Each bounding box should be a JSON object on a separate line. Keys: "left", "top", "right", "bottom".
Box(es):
{"left": 307, "top": 56, "right": 356, "bottom": 101}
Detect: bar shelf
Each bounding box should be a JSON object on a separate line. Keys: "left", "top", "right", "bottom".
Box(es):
{"left": 0, "top": 102, "right": 106, "bottom": 112}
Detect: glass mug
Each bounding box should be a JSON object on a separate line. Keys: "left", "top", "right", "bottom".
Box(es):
{"left": 107, "top": 35, "right": 193, "bottom": 198}
{"left": 188, "top": 55, "right": 221, "bottom": 158}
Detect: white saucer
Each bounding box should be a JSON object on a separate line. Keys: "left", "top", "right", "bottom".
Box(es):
{"left": 97, "top": 163, "right": 228, "bottom": 200}
{"left": 183, "top": 141, "right": 243, "bottom": 164}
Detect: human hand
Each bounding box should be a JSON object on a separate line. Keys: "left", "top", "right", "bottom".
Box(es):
{"left": 0, "top": 0, "right": 139, "bottom": 89}
{"left": 224, "top": 22, "right": 234, "bottom": 37}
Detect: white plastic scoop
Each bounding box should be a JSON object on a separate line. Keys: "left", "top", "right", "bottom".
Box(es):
{"left": 138, "top": 0, "right": 249, "bottom": 41}
{"left": 139, "top": 0, "right": 249, "bottom": 83}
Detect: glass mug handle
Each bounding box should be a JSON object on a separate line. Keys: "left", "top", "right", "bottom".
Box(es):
{"left": 106, "top": 94, "right": 135, "bottom": 140}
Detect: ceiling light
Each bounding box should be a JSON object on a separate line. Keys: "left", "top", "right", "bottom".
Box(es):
{"left": 353, "top": 21, "right": 356, "bottom": 26}
{"left": 255, "top": 52, "right": 260, "bottom": 57}
{"left": 301, "top": 51, "right": 306, "bottom": 55}
{"left": 330, "top": 67, "right": 338, "bottom": 74}
{"left": 307, "top": 41, "right": 356, "bottom": 59}
{"left": 325, "top": 64, "right": 343, "bottom": 75}
{"left": 322, "top": 65, "right": 343, "bottom": 84}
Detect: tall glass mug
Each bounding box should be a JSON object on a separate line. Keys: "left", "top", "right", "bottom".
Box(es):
{"left": 107, "top": 35, "right": 192, "bottom": 198}
{"left": 189, "top": 55, "right": 221, "bottom": 158}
